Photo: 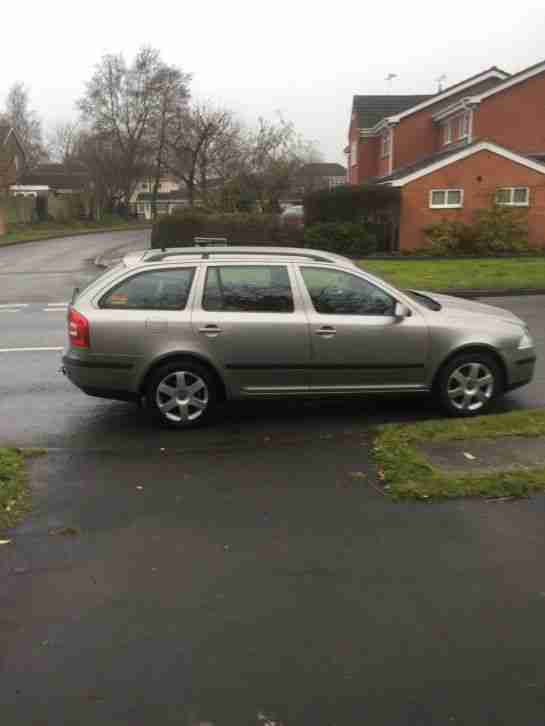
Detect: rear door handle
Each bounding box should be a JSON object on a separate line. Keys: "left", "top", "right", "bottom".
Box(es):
{"left": 315, "top": 326, "right": 337, "bottom": 337}
{"left": 199, "top": 324, "right": 223, "bottom": 337}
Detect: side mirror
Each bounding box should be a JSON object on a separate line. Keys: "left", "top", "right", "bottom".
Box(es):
{"left": 394, "top": 302, "right": 411, "bottom": 319}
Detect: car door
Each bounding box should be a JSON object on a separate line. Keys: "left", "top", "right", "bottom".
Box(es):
{"left": 295, "top": 265, "right": 430, "bottom": 391}
{"left": 191, "top": 263, "right": 311, "bottom": 395}
{"left": 87, "top": 265, "right": 198, "bottom": 366}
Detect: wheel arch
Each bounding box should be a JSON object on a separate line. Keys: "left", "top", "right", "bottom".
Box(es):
{"left": 138, "top": 351, "right": 228, "bottom": 402}
{"left": 432, "top": 344, "right": 508, "bottom": 394}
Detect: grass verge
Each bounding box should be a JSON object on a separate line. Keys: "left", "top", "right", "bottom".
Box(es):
{"left": 0, "top": 448, "right": 45, "bottom": 530}
{"left": 0, "top": 220, "right": 151, "bottom": 247}
{"left": 373, "top": 409, "right": 545, "bottom": 500}
{"left": 359, "top": 257, "right": 545, "bottom": 292}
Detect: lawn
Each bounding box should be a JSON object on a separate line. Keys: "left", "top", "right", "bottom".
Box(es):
{"left": 0, "top": 218, "right": 151, "bottom": 247}
{"left": 373, "top": 409, "right": 545, "bottom": 500}
{"left": 0, "top": 448, "right": 46, "bottom": 530}
{"left": 359, "top": 257, "right": 545, "bottom": 291}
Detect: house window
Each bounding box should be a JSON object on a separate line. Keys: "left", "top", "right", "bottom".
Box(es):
{"left": 350, "top": 141, "right": 357, "bottom": 166}
{"left": 496, "top": 187, "right": 529, "bottom": 206}
{"left": 430, "top": 189, "right": 464, "bottom": 208}
{"left": 459, "top": 112, "right": 470, "bottom": 139}
{"left": 442, "top": 121, "right": 452, "bottom": 145}
{"left": 381, "top": 129, "right": 391, "bottom": 158}
{"left": 329, "top": 177, "right": 345, "bottom": 189}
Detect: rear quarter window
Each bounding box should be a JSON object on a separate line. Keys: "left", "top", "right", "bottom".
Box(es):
{"left": 99, "top": 268, "right": 196, "bottom": 310}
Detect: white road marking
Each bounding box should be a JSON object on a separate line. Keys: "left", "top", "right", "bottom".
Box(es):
{"left": 46, "top": 302, "right": 69, "bottom": 306}
{"left": 0, "top": 303, "right": 28, "bottom": 308}
{"left": 0, "top": 347, "right": 64, "bottom": 353}
{"left": 43, "top": 309, "right": 68, "bottom": 313}
{"left": 0, "top": 309, "right": 21, "bottom": 313}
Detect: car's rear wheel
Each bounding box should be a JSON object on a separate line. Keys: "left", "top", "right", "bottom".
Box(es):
{"left": 146, "top": 360, "right": 217, "bottom": 429}
{"left": 436, "top": 352, "right": 503, "bottom": 417}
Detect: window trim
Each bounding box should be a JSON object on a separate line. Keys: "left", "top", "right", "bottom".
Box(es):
{"left": 495, "top": 187, "right": 530, "bottom": 207}
{"left": 98, "top": 266, "right": 196, "bottom": 311}
{"left": 429, "top": 188, "right": 464, "bottom": 209}
{"left": 200, "top": 263, "right": 295, "bottom": 314}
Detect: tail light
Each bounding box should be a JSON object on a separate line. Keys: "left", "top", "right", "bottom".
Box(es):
{"left": 68, "top": 307, "right": 90, "bottom": 348}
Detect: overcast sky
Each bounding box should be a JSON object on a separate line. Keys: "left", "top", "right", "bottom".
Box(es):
{"left": 2, "top": 0, "right": 544, "bottom": 165}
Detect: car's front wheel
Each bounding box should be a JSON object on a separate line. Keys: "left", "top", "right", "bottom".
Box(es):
{"left": 436, "top": 352, "right": 503, "bottom": 417}
{"left": 146, "top": 360, "right": 217, "bottom": 429}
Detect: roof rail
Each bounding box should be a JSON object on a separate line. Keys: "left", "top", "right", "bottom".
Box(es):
{"left": 144, "top": 246, "right": 343, "bottom": 264}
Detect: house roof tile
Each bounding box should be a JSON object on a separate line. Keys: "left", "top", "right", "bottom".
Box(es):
{"left": 352, "top": 95, "right": 432, "bottom": 128}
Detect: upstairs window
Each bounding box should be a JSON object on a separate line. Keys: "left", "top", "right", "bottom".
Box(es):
{"left": 443, "top": 121, "right": 452, "bottom": 145}
{"left": 496, "top": 187, "right": 529, "bottom": 206}
{"left": 430, "top": 189, "right": 463, "bottom": 208}
{"left": 381, "top": 129, "right": 392, "bottom": 158}
{"left": 459, "top": 112, "right": 470, "bottom": 139}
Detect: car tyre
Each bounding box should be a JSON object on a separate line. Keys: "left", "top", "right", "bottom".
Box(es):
{"left": 436, "top": 352, "right": 503, "bottom": 418}
{"left": 146, "top": 360, "right": 217, "bottom": 429}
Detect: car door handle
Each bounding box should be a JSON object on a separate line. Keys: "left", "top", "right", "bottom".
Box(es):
{"left": 315, "top": 326, "right": 337, "bottom": 337}
{"left": 198, "top": 325, "right": 223, "bottom": 336}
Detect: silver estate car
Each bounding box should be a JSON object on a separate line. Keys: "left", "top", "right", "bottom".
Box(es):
{"left": 62, "top": 246, "right": 536, "bottom": 428}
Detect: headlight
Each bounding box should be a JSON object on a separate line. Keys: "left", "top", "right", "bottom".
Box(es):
{"left": 518, "top": 330, "right": 534, "bottom": 349}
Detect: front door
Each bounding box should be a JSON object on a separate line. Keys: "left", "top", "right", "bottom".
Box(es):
{"left": 191, "top": 263, "right": 311, "bottom": 395}
{"left": 295, "top": 265, "right": 429, "bottom": 391}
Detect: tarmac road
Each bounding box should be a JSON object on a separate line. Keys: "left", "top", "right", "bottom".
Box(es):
{"left": 2, "top": 233, "right": 545, "bottom": 725}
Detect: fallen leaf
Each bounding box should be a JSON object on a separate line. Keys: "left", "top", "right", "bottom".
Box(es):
{"left": 348, "top": 471, "right": 367, "bottom": 480}
{"left": 48, "top": 526, "right": 80, "bottom": 537}
{"left": 463, "top": 452, "right": 476, "bottom": 461}
{"left": 377, "top": 468, "right": 385, "bottom": 481}
{"left": 136, "top": 486, "right": 144, "bottom": 491}
{"left": 0, "top": 539, "right": 12, "bottom": 545}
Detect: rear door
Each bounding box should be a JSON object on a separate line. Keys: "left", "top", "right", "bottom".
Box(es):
{"left": 191, "top": 263, "right": 311, "bottom": 394}
{"left": 295, "top": 265, "right": 430, "bottom": 391}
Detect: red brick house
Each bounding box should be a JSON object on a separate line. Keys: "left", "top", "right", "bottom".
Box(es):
{"left": 0, "top": 124, "right": 26, "bottom": 194}
{"left": 347, "top": 60, "right": 545, "bottom": 250}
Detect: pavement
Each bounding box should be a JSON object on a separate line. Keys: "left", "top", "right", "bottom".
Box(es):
{"left": 421, "top": 436, "right": 545, "bottom": 473}
{"left": 3, "top": 231, "right": 545, "bottom": 724}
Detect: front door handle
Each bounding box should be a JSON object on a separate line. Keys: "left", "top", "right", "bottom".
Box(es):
{"left": 315, "top": 326, "right": 337, "bottom": 337}
{"left": 198, "top": 324, "right": 223, "bottom": 337}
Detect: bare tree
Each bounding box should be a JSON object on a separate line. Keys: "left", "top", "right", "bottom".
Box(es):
{"left": 46, "top": 120, "right": 80, "bottom": 163}
{"left": 1, "top": 82, "right": 46, "bottom": 167}
{"left": 238, "top": 116, "right": 322, "bottom": 212}
{"left": 166, "top": 102, "right": 238, "bottom": 207}
{"left": 78, "top": 46, "right": 190, "bottom": 213}
{"left": 148, "top": 65, "right": 191, "bottom": 218}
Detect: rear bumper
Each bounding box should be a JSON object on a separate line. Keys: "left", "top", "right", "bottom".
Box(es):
{"left": 62, "top": 352, "right": 137, "bottom": 402}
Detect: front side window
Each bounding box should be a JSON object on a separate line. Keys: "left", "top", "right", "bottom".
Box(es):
{"left": 301, "top": 267, "right": 395, "bottom": 316}
{"left": 100, "top": 268, "right": 195, "bottom": 310}
{"left": 430, "top": 189, "right": 463, "bottom": 208}
{"left": 496, "top": 187, "right": 529, "bottom": 206}
{"left": 202, "top": 265, "right": 294, "bottom": 313}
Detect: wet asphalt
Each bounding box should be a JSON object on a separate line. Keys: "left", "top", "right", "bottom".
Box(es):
{"left": 2, "top": 233, "right": 545, "bottom": 724}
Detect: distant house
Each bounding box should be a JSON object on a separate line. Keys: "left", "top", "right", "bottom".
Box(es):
{"left": 135, "top": 190, "right": 190, "bottom": 219}
{"left": 347, "top": 59, "right": 545, "bottom": 250}
{"left": 279, "top": 162, "right": 347, "bottom": 208}
{"left": 0, "top": 124, "right": 26, "bottom": 194}
{"left": 12, "top": 161, "right": 91, "bottom": 196}
{"left": 295, "top": 162, "right": 347, "bottom": 193}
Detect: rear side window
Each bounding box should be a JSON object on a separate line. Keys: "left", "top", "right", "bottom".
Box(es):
{"left": 202, "top": 265, "right": 294, "bottom": 313}
{"left": 100, "top": 268, "right": 195, "bottom": 310}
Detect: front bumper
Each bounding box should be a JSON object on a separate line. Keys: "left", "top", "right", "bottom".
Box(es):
{"left": 504, "top": 349, "right": 537, "bottom": 392}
